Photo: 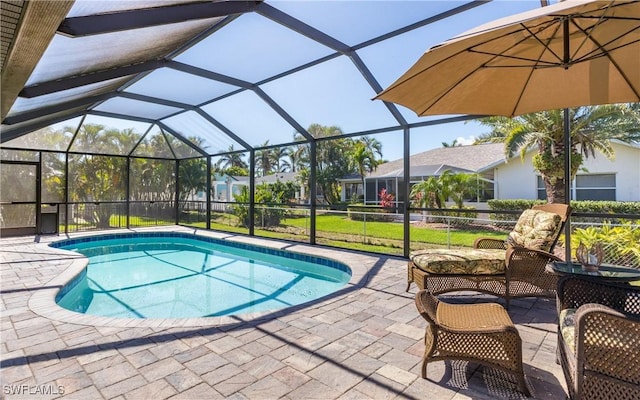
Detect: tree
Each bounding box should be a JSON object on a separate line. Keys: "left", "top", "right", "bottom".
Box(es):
{"left": 410, "top": 171, "right": 479, "bottom": 209}
{"left": 178, "top": 157, "right": 207, "bottom": 209}
{"left": 216, "top": 145, "right": 248, "bottom": 172}
{"left": 440, "top": 170, "right": 479, "bottom": 209}
{"left": 442, "top": 139, "right": 462, "bottom": 148}
{"left": 410, "top": 177, "right": 442, "bottom": 209}
{"left": 283, "top": 143, "right": 307, "bottom": 173}
{"left": 270, "top": 146, "right": 288, "bottom": 173}
{"left": 67, "top": 124, "right": 131, "bottom": 228}
{"left": 286, "top": 126, "right": 384, "bottom": 205}
{"left": 350, "top": 141, "right": 380, "bottom": 188}
{"left": 361, "top": 136, "right": 383, "bottom": 158}
{"left": 232, "top": 184, "right": 286, "bottom": 228}
{"left": 476, "top": 104, "right": 640, "bottom": 203}
{"left": 255, "top": 141, "right": 274, "bottom": 176}
{"left": 308, "top": 124, "right": 352, "bottom": 204}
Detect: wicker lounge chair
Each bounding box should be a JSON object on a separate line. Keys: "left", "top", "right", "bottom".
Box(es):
{"left": 557, "top": 276, "right": 640, "bottom": 400}
{"left": 408, "top": 203, "right": 570, "bottom": 308}
{"left": 414, "top": 289, "right": 530, "bottom": 396}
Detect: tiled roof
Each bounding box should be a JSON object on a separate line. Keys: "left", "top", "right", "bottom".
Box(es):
{"left": 369, "top": 143, "right": 506, "bottom": 178}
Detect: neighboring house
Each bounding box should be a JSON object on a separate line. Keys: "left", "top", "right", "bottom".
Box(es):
{"left": 340, "top": 143, "right": 506, "bottom": 205}
{"left": 349, "top": 141, "right": 639, "bottom": 206}
{"left": 491, "top": 140, "right": 640, "bottom": 201}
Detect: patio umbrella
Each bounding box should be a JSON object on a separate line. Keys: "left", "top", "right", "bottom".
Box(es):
{"left": 376, "top": 0, "right": 640, "bottom": 261}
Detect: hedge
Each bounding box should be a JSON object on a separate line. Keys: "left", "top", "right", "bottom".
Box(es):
{"left": 487, "top": 199, "right": 640, "bottom": 223}
{"left": 347, "top": 205, "right": 395, "bottom": 222}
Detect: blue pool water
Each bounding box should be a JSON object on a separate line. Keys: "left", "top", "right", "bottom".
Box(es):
{"left": 53, "top": 233, "right": 351, "bottom": 318}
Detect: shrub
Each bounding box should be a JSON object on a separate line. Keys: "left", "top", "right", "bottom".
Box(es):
{"left": 487, "top": 200, "right": 640, "bottom": 224}
{"left": 571, "top": 222, "right": 640, "bottom": 267}
{"left": 347, "top": 204, "right": 394, "bottom": 222}
{"left": 429, "top": 206, "right": 478, "bottom": 225}
{"left": 232, "top": 185, "right": 285, "bottom": 228}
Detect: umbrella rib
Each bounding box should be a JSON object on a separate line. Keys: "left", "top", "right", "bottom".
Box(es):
{"left": 416, "top": 67, "right": 482, "bottom": 116}
{"left": 570, "top": 35, "right": 640, "bottom": 65}
{"left": 417, "top": 20, "right": 562, "bottom": 116}
{"left": 574, "top": 29, "right": 640, "bottom": 100}
{"left": 521, "top": 22, "right": 565, "bottom": 66}
{"left": 508, "top": 22, "right": 562, "bottom": 116}
{"left": 389, "top": 0, "right": 640, "bottom": 116}
{"left": 569, "top": 17, "right": 640, "bottom": 64}
{"left": 382, "top": 18, "right": 559, "bottom": 95}
{"left": 469, "top": 50, "right": 561, "bottom": 68}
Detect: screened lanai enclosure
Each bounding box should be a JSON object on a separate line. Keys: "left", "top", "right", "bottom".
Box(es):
{"left": 1, "top": 1, "right": 639, "bottom": 261}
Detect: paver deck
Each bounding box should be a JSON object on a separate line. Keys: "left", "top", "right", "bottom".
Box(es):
{"left": 1, "top": 226, "right": 567, "bottom": 399}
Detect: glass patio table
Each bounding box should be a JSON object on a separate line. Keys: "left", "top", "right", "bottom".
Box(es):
{"left": 549, "top": 262, "right": 640, "bottom": 282}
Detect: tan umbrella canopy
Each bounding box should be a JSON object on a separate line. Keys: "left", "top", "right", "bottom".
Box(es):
{"left": 376, "top": 0, "right": 640, "bottom": 261}
{"left": 376, "top": 0, "right": 640, "bottom": 117}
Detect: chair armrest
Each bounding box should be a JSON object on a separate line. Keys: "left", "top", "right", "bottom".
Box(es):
{"left": 504, "top": 246, "right": 561, "bottom": 283}
{"left": 505, "top": 246, "right": 560, "bottom": 268}
{"left": 505, "top": 246, "right": 559, "bottom": 261}
{"left": 572, "top": 303, "right": 640, "bottom": 383}
{"left": 474, "top": 237, "right": 507, "bottom": 249}
{"left": 415, "top": 290, "right": 439, "bottom": 324}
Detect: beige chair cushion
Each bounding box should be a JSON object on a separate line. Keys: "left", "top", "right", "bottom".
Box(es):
{"left": 410, "top": 248, "right": 506, "bottom": 275}
{"left": 559, "top": 308, "right": 577, "bottom": 352}
{"left": 507, "top": 209, "right": 562, "bottom": 251}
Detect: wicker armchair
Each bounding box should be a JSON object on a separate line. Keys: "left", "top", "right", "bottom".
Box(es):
{"left": 414, "top": 289, "right": 530, "bottom": 396}
{"left": 557, "top": 276, "right": 640, "bottom": 400}
{"left": 408, "top": 203, "right": 570, "bottom": 308}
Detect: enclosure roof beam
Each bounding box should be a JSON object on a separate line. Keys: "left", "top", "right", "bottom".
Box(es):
{"left": 256, "top": 3, "right": 350, "bottom": 54}
{"left": 57, "top": 1, "right": 261, "bottom": 37}
{"left": 118, "top": 91, "right": 194, "bottom": 110}
{"left": 156, "top": 121, "right": 208, "bottom": 157}
{"left": 252, "top": 87, "right": 313, "bottom": 142}
{"left": 19, "top": 59, "right": 168, "bottom": 98}
{"left": 167, "top": 61, "right": 254, "bottom": 90}
{"left": 1, "top": 1, "right": 75, "bottom": 119}
{"left": 349, "top": 52, "right": 408, "bottom": 127}
{"left": 1, "top": 111, "right": 85, "bottom": 143}
{"left": 87, "top": 110, "right": 158, "bottom": 125}
{"left": 2, "top": 92, "right": 117, "bottom": 125}
{"left": 166, "top": 62, "right": 313, "bottom": 143}
{"left": 194, "top": 109, "right": 253, "bottom": 151}
{"left": 354, "top": 1, "right": 488, "bottom": 51}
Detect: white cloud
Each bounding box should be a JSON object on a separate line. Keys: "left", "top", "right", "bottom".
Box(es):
{"left": 456, "top": 136, "right": 476, "bottom": 146}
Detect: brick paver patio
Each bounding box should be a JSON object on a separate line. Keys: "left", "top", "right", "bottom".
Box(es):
{"left": 1, "top": 227, "right": 567, "bottom": 399}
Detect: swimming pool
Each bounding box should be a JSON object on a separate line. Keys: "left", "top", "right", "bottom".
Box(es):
{"left": 52, "top": 233, "right": 351, "bottom": 318}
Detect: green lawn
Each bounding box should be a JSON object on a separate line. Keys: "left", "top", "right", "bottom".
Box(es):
{"left": 94, "top": 212, "right": 507, "bottom": 254}
{"left": 283, "top": 214, "right": 505, "bottom": 247}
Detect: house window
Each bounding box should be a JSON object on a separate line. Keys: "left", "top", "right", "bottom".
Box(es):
{"left": 575, "top": 174, "right": 616, "bottom": 201}
{"left": 536, "top": 176, "right": 546, "bottom": 200}
{"left": 537, "top": 174, "right": 616, "bottom": 201}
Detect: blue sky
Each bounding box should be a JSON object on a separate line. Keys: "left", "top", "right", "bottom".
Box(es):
{"left": 28, "top": 1, "right": 548, "bottom": 162}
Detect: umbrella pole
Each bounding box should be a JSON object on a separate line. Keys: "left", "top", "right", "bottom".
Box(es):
{"left": 563, "top": 108, "right": 572, "bottom": 263}
{"left": 562, "top": 19, "right": 572, "bottom": 263}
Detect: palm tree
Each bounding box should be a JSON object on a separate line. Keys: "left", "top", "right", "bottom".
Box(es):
{"left": 361, "top": 136, "right": 383, "bottom": 158}
{"left": 350, "top": 141, "right": 379, "bottom": 188}
{"left": 476, "top": 104, "right": 640, "bottom": 203}
{"left": 442, "top": 139, "right": 461, "bottom": 148}
{"left": 305, "top": 124, "right": 351, "bottom": 204}
{"left": 270, "top": 146, "right": 288, "bottom": 173}
{"left": 284, "top": 144, "right": 307, "bottom": 172}
{"left": 255, "top": 141, "right": 274, "bottom": 176}
{"left": 216, "top": 145, "right": 248, "bottom": 171}
{"left": 443, "top": 171, "right": 478, "bottom": 209}
{"left": 410, "top": 177, "right": 443, "bottom": 209}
